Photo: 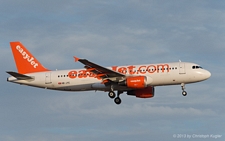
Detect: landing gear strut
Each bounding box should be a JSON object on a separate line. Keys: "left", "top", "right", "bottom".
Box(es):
{"left": 108, "top": 86, "right": 123, "bottom": 104}
{"left": 181, "top": 83, "right": 187, "bottom": 96}
{"left": 114, "top": 91, "right": 123, "bottom": 105}
{"left": 108, "top": 85, "right": 116, "bottom": 99}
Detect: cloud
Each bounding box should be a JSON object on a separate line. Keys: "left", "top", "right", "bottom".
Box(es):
{"left": 44, "top": 93, "right": 218, "bottom": 121}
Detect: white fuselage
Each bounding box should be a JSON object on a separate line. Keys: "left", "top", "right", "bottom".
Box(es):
{"left": 7, "top": 62, "right": 211, "bottom": 92}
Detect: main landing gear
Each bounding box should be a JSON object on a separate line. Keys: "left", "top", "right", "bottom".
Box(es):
{"left": 108, "top": 88, "right": 123, "bottom": 105}
{"left": 108, "top": 91, "right": 116, "bottom": 99}
{"left": 181, "top": 83, "right": 187, "bottom": 96}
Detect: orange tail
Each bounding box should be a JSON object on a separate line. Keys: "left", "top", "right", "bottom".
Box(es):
{"left": 10, "top": 42, "right": 49, "bottom": 74}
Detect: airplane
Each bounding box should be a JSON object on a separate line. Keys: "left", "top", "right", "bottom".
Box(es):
{"left": 7, "top": 42, "right": 211, "bottom": 105}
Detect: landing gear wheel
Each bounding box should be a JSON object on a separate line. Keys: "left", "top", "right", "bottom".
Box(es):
{"left": 114, "top": 97, "right": 122, "bottom": 105}
{"left": 181, "top": 83, "right": 187, "bottom": 96}
{"left": 108, "top": 91, "right": 116, "bottom": 99}
{"left": 182, "top": 91, "right": 187, "bottom": 96}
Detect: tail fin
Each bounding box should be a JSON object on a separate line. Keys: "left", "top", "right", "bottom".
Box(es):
{"left": 10, "top": 42, "right": 49, "bottom": 74}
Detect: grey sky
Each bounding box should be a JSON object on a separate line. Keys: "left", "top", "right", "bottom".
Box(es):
{"left": 0, "top": 0, "right": 224, "bottom": 141}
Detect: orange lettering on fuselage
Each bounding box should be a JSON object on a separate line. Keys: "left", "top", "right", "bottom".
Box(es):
{"left": 112, "top": 66, "right": 118, "bottom": 71}
{"left": 118, "top": 67, "right": 127, "bottom": 74}
{"left": 138, "top": 66, "right": 146, "bottom": 74}
{"left": 89, "top": 72, "right": 95, "bottom": 77}
{"left": 67, "top": 64, "right": 170, "bottom": 79}
{"left": 127, "top": 66, "right": 135, "bottom": 75}
{"left": 147, "top": 65, "right": 156, "bottom": 73}
{"left": 68, "top": 71, "right": 77, "bottom": 79}
{"left": 78, "top": 70, "right": 88, "bottom": 78}
{"left": 156, "top": 64, "right": 170, "bottom": 73}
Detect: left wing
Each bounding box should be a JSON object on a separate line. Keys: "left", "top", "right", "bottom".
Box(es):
{"left": 74, "top": 57, "right": 125, "bottom": 81}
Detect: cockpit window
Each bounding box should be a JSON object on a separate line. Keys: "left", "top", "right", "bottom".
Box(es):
{"left": 192, "top": 66, "right": 203, "bottom": 69}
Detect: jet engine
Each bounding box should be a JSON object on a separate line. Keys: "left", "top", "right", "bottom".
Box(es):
{"left": 127, "top": 86, "right": 155, "bottom": 98}
{"left": 118, "top": 76, "right": 153, "bottom": 89}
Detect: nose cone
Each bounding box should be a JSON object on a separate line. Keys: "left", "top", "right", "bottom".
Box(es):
{"left": 194, "top": 69, "right": 211, "bottom": 82}
{"left": 204, "top": 70, "right": 211, "bottom": 80}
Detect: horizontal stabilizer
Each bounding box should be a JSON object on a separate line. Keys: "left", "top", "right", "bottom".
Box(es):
{"left": 6, "top": 71, "right": 33, "bottom": 80}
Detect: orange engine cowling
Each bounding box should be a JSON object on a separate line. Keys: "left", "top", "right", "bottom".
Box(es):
{"left": 119, "top": 76, "right": 153, "bottom": 89}
{"left": 127, "top": 87, "right": 155, "bottom": 98}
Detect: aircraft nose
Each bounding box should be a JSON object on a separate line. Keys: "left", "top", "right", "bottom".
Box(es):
{"left": 203, "top": 70, "right": 211, "bottom": 80}
{"left": 194, "top": 69, "right": 211, "bottom": 82}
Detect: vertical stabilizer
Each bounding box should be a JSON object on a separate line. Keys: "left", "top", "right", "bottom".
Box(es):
{"left": 10, "top": 42, "right": 49, "bottom": 74}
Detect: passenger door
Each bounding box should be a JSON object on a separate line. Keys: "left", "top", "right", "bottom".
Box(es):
{"left": 45, "top": 72, "right": 52, "bottom": 84}
{"left": 179, "top": 62, "right": 186, "bottom": 74}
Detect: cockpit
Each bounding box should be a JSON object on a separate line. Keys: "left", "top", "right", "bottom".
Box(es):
{"left": 192, "top": 66, "right": 203, "bottom": 69}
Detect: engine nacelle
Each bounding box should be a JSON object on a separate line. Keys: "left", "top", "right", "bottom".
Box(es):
{"left": 119, "top": 76, "right": 153, "bottom": 89}
{"left": 127, "top": 86, "right": 155, "bottom": 98}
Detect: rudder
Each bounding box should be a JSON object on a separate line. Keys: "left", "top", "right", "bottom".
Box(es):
{"left": 10, "top": 42, "right": 49, "bottom": 74}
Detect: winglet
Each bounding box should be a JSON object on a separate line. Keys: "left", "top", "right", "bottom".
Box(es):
{"left": 73, "top": 56, "right": 80, "bottom": 62}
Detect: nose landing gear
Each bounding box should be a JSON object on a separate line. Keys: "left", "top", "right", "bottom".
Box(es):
{"left": 181, "top": 83, "right": 187, "bottom": 96}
